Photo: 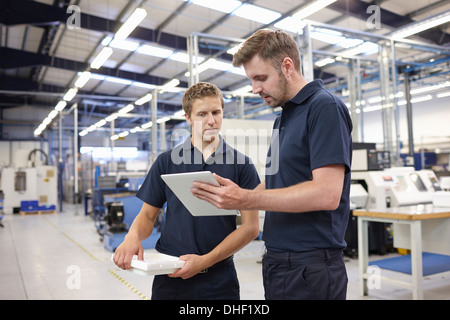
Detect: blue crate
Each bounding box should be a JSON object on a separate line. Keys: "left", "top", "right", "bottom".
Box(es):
{"left": 20, "top": 200, "right": 39, "bottom": 211}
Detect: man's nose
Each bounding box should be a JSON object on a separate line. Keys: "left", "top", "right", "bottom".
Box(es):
{"left": 252, "top": 83, "right": 262, "bottom": 94}
{"left": 206, "top": 113, "right": 215, "bottom": 124}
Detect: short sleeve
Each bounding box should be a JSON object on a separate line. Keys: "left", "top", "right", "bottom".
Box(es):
{"left": 136, "top": 154, "right": 167, "bottom": 208}
{"left": 308, "top": 92, "right": 352, "bottom": 173}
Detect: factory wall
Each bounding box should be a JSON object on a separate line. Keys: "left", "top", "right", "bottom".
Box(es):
{"left": 359, "top": 94, "right": 450, "bottom": 152}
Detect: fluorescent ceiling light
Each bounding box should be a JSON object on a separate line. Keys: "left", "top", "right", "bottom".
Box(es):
{"left": 137, "top": 45, "right": 173, "bottom": 58}
{"left": 157, "top": 116, "right": 171, "bottom": 124}
{"left": 141, "top": 121, "right": 153, "bottom": 129}
{"left": 133, "top": 82, "right": 156, "bottom": 89}
{"left": 398, "top": 95, "right": 433, "bottom": 105}
{"left": 292, "top": 0, "right": 337, "bottom": 20}
{"left": 338, "top": 38, "right": 364, "bottom": 49}
{"left": 115, "top": 8, "right": 147, "bottom": 41}
{"left": 184, "top": 58, "right": 232, "bottom": 77}
{"left": 63, "top": 88, "right": 77, "bottom": 101}
{"left": 118, "top": 131, "right": 129, "bottom": 138}
{"left": 274, "top": 16, "right": 307, "bottom": 34}
{"left": 338, "top": 41, "right": 378, "bottom": 57}
{"left": 75, "top": 71, "right": 92, "bottom": 88}
{"left": 233, "top": 4, "right": 281, "bottom": 24}
{"left": 90, "top": 73, "right": 106, "bottom": 81}
{"left": 367, "top": 92, "right": 403, "bottom": 104}
{"left": 130, "top": 126, "right": 144, "bottom": 133}
{"left": 95, "top": 119, "right": 107, "bottom": 127}
{"left": 48, "top": 110, "right": 58, "bottom": 119}
{"left": 105, "top": 113, "right": 118, "bottom": 122}
{"left": 437, "top": 91, "right": 450, "bottom": 98}
{"left": 43, "top": 117, "right": 52, "bottom": 126}
{"left": 118, "top": 104, "right": 134, "bottom": 115}
{"left": 173, "top": 110, "right": 185, "bottom": 117}
{"left": 159, "top": 79, "right": 180, "bottom": 92}
{"left": 186, "top": 0, "right": 242, "bottom": 14}
{"left": 79, "top": 130, "right": 88, "bottom": 137}
{"left": 410, "top": 81, "right": 450, "bottom": 95}
{"left": 111, "top": 134, "right": 119, "bottom": 141}
{"left": 310, "top": 29, "right": 345, "bottom": 44}
{"left": 90, "top": 47, "right": 113, "bottom": 69}
{"left": 55, "top": 101, "right": 67, "bottom": 112}
{"left": 315, "top": 57, "right": 335, "bottom": 67}
{"left": 102, "top": 36, "right": 140, "bottom": 51}
{"left": 111, "top": 38, "right": 140, "bottom": 51}
{"left": 105, "top": 76, "right": 133, "bottom": 85}
{"left": 135, "top": 93, "right": 152, "bottom": 105}
{"left": 170, "top": 52, "right": 193, "bottom": 64}
{"left": 391, "top": 10, "right": 450, "bottom": 40}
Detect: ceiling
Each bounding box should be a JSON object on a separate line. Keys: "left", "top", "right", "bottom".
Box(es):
{"left": 1, "top": 0, "right": 450, "bottom": 138}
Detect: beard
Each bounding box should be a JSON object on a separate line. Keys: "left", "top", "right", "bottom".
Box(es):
{"left": 262, "top": 73, "right": 289, "bottom": 108}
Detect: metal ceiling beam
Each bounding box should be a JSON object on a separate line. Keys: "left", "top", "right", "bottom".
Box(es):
{"left": 0, "top": 47, "right": 188, "bottom": 88}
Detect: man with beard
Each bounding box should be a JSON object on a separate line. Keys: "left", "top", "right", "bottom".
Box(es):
{"left": 191, "top": 29, "right": 353, "bottom": 300}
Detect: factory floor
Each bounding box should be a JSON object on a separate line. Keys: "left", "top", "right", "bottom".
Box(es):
{"left": 1, "top": 203, "right": 449, "bottom": 300}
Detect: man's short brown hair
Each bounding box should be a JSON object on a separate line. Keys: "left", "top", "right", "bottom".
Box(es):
{"left": 182, "top": 82, "right": 224, "bottom": 116}
{"left": 232, "top": 29, "right": 301, "bottom": 74}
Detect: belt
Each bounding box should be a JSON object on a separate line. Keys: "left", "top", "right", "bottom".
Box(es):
{"left": 265, "top": 248, "right": 343, "bottom": 265}
{"left": 199, "top": 256, "right": 233, "bottom": 274}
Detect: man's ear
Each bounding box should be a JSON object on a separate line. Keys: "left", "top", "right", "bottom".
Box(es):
{"left": 185, "top": 112, "right": 192, "bottom": 125}
{"left": 282, "top": 57, "right": 295, "bottom": 78}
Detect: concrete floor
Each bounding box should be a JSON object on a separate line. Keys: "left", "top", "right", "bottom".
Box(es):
{"left": 1, "top": 203, "right": 449, "bottom": 300}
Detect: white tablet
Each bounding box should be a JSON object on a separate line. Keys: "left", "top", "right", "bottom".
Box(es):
{"left": 161, "top": 171, "right": 239, "bottom": 216}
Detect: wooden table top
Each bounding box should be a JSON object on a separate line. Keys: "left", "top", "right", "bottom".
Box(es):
{"left": 353, "top": 204, "right": 450, "bottom": 220}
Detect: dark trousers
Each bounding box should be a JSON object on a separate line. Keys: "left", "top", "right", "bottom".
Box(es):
{"left": 151, "top": 258, "right": 239, "bottom": 300}
{"left": 262, "top": 248, "right": 348, "bottom": 300}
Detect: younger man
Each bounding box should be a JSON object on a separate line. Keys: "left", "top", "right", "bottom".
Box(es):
{"left": 113, "top": 82, "right": 260, "bottom": 300}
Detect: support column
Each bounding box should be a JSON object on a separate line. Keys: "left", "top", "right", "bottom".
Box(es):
{"left": 151, "top": 89, "right": 158, "bottom": 163}
{"left": 299, "top": 23, "right": 314, "bottom": 82}
{"left": 378, "top": 42, "right": 393, "bottom": 159}
{"left": 348, "top": 58, "right": 361, "bottom": 142}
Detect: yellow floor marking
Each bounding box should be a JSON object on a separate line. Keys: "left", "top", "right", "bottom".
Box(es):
{"left": 109, "top": 269, "right": 150, "bottom": 300}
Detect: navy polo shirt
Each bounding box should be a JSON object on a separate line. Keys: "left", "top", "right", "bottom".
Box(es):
{"left": 136, "top": 136, "right": 260, "bottom": 257}
{"left": 263, "top": 79, "right": 353, "bottom": 252}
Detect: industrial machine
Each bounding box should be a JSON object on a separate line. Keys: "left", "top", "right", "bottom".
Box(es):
{"left": 105, "top": 202, "right": 127, "bottom": 233}
{"left": 0, "top": 148, "right": 57, "bottom": 214}
{"left": 351, "top": 168, "right": 441, "bottom": 210}
{"left": 1, "top": 165, "right": 57, "bottom": 214}
{"left": 349, "top": 167, "right": 450, "bottom": 256}
{"left": 102, "top": 192, "right": 163, "bottom": 252}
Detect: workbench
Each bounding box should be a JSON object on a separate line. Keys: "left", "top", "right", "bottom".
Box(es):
{"left": 353, "top": 204, "right": 450, "bottom": 300}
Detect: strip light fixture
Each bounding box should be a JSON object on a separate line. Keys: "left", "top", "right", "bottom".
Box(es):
{"left": 274, "top": 0, "right": 337, "bottom": 33}
{"left": 35, "top": 8, "right": 148, "bottom": 137}
{"left": 90, "top": 47, "right": 114, "bottom": 69}
{"left": 291, "top": 0, "right": 337, "bottom": 21}
{"left": 114, "top": 8, "right": 148, "bottom": 41}
{"left": 391, "top": 10, "right": 450, "bottom": 40}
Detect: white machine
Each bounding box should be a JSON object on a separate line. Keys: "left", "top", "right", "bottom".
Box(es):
{"left": 1, "top": 165, "right": 57, "bottom": 214}
{"left": 350, "top": 183, "right": 369, "bottom": 209}
{"left": 415, "top": 170, "right": 450, "bottom": 207}
{"left": 351, "top": 168, "right": 450, "bottom": 210}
